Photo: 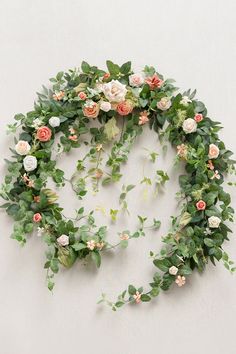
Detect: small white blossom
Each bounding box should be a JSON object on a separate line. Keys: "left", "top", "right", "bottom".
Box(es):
{"left": 180, "top": 96, "right": 192, "bottom": 106}
{"left": 32, "top": 118, "right": 43, "bottom": 129}
{"left": 37, "top": 227, "right": 45, "bottom": 237}
{"left": 204, "top": 227, "right": 212, "bottom": 236}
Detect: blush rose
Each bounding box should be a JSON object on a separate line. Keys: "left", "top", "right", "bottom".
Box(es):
{"left": 83, "top": 101, "right": 100, "bottom": 118}
{"left": 116, "top": 100, "right": 133, "bottom": 116}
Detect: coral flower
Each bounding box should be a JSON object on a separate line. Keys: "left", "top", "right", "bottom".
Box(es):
{"left": 145, "top": 73, "right": 163, "bottom": 90}
{"left": 36, "top": 126, "right": 52, "bottom": 142}
{"left": 196, "top": 200, "right": 206, "bottom": 211}
{"left": 52, "top": 91, "right": 65, "bottom": 101}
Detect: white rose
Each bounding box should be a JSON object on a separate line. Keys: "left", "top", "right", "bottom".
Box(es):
{"left": 100, "top": 101, "right": 112, "bottom": 112}
{"left": 129, "top": 73, "right": 144, "bottom": 87}
{"left": 208, "top": 144, "right": 220, "bottom": 159}
{"left": 15, "top": 140, "right": 31, "bottom": 155}
{"left": 169, "top": 266, "right": 178, "bottom": 275}
{"left": 182, "top": 118, "right": 197, "bottom": 134}
{"left": 208, "top": 216, "right": 221, "bottom": 228}
{"left": 102, "top": 80, "right": 127, "bottom": 102}
{"left": 49, "top": 116, "right": 60, "bottom": 128}
{"left": 180, "top": 96, "right": 192, "bottom": 106}
{"left": 23, "top": 155, "right": 37, "bottom": 172}
{"left": 57, "top": 234, "right": 69, "bottom": 246}
{"left": 157, "top": 97, "right": 172, "bottom": 111}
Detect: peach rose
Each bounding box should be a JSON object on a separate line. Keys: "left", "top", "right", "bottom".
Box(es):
{"left": 177, "top": 144, "right": 188, "bottom": 159}
{"left": 15, "top": 140, "right": 31, "bottom": 155}
{"left": 145, "top": 73, "right": 163, "bottom": 90}
{"left": 78, "top": 92, "right": 87, "bottom": 100}
{"left": 196, "top": 200, "right": 206, "bottom": 211}
{"left": 52, "top": 91, "right": 65, "bottom": 101}
{"left": 116, "top": 100, "right": 133, "bottom": 116}
{"left": 157, "top": 97, "right": 171, "bottom": 111}
{"left": 194, "top": 113, "right": 203, "bottom": 123}
{"left": 34, "top": 196, "right": 40, "bottom": 203}
{"left": 208, "top": 144, "right": 220, "bottom": 159}
{"left": 33, "top": 213, "right": 42, "bottom": 223}
{"left": 83, "top": 100, "right": 100, "bottom": 118}
{"left": 138, "top": 111, "right": 149, "bottom": 125}
{"left": 36, "top": 126, "right": 52, "bottom": 142}
{"left": 69, "top": 135, "right": 78, "bottom": 141}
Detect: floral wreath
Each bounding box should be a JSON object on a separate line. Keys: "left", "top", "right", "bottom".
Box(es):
{"left": 1, "top": 60, "right": 235, "bottom": 310}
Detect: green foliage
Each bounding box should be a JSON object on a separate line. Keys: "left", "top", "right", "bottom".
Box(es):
{"left": 1, "top": 60, "right": 234, "bottom": 310}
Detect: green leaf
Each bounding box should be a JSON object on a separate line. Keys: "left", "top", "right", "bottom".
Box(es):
{"left": 179, "top": 212, "right": 192, "bottom": 227}
{"left": 140, "top": 294, "right": 151, "bottom": 302}
{"left": 153, "top": 258, "right": 171, "bottom": 272}
{"left": 120, "top": 61, "right": 131, "bottom": 74}
{"left": 91, "top": 251, "right": 101, "bottom": 268}
{"left": 180, "top": 264, "right": 192, "bottom": 275}
{"left": 24, "top": 223, "right": 34, "bottom": 233}
{"left": 128, "top": 284, "right": 136, "bottom": 295}
{"left": 47, "top": 280, "right": 54, "bottom": 291}
{"left": 104, "top": 117, "right": 120, "bottom": 140}
{"left": 126, "top": 184, "right": 135, "bottom": 192}
{"left": 72, "top": 243, "right": 87, "bottom": 251}
{"left": 204, "top": 238, "right": 215, "bottom": 247}
{"left": 81, "top": 61, "right": 91, "bottom": 73}
{"left": 106, "top": 60, "right": 120, "bottom": 75}
{"left": 50, "top": 258, "right": 59, "bottom": 273}
{"left": 120, "top": 240, "right": 128, "bottom": 248}
{"left": 58, "top": 247, "right": 77, "bottom": 268}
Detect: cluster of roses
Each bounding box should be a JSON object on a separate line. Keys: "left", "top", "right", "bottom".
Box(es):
{"left": 52, "top": 72, "right": 171, "bottom": 127}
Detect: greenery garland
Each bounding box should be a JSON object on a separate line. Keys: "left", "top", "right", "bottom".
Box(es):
{"left": 1, "top": 61, "right": 235, "bottom": 309}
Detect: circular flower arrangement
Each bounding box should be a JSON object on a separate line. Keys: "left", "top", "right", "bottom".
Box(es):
{"left": 1, "top": 61, "right": 235, "bottom": 310}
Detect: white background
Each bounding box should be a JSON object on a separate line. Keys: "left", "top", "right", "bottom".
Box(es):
{"left": 0, "top": 1, "right": 236, "bottom": 353}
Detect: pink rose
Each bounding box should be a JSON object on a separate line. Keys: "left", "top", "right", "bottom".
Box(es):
{"left": 83, "top": 101, "right": 100, "bottom": 118}
{"left": 194, "top": 113, "right": 203, "bottom": 123}
{"left": 196, "top": 200, "right": 206, "bottom": 211}
{"left": 116, "top": 100, "right": 133, "bottom": 116}
{"left": 208, "top": 144, "right": 220, "bottom": 159}
{"left": 33, "top": 213, "right": 42, "bottom": 223}
{"left": 145, "top": 73, "right": 163, "bottom": 90}
{"left": 129, "top": 73, "right": 144, "bottom": 87}
{"left": 36, "top": 126, "right": 52, "bottom": 142}
{"left": 78, "top": 92, "right": 87, "bottom": 100}
{"left": 57, "top": 234, "right": 69, "bottom": 246}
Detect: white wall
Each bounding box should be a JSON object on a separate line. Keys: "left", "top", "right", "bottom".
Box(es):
{"left": 0, "top": 1, "right": 236, "bottom": 353}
